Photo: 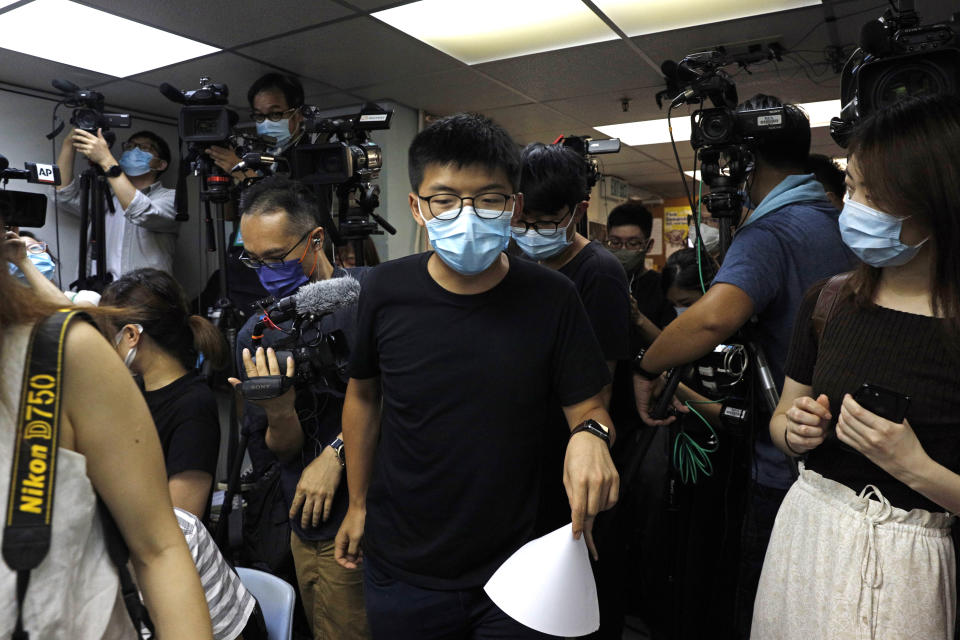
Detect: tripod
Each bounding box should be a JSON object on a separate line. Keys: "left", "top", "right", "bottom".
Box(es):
{"left": 335, "top": 178, "right": 396, "bottom": 267}
{"left": 71, "top": 162, "right": 116, "bottom": 292}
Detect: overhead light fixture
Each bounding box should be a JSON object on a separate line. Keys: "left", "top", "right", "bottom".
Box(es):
{"left": 0, "top": 0, "right": 220, "bottom": 77}
{"left": 595, "top": 100, "right": 842, "bottom": 147}
{"left": 593, "top": 0, "right": 820, "bottom": 38}
{"left": 373, "top": 0, "right": 613, "bottom": 65}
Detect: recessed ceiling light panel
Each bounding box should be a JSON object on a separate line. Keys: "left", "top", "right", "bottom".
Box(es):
{"left": 0, "top": 0, "right": 220, "bottom": 77}
{"left": 593, "top": 0, "right": 821, "bottom": 37}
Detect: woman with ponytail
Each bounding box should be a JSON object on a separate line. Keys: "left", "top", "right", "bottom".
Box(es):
{"left": 101, "top": 268, "right": 228, "bottom": 520}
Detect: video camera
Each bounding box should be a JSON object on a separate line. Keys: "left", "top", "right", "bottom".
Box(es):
{"left": 830, "top": 0, "right": 960, "bottom": 146}
{"left": 0, "top": 153, "right": 60, "bottom": 229}
{"left": 290, "top": 103, "right": 392, "bottom": 185}
{"left": 160, "top": 77, "right": 237, "bottom": 145}
{"left": 51, "top": 79, "right": 130, "bottom": 141}
{"left": 555, "top": 135, "right": 621, "bottom": 195}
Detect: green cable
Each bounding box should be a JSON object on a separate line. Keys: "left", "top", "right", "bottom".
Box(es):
{"left": 672, "top": 399, "right": 722, "bottom": 484}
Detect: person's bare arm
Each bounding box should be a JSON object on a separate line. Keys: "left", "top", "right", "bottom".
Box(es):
{"left": 2, "top": 232, "right": 70, "bottom": 304}
{"left": 168, "top": 471, "right": 214, "bottom": 519}
{"left": 335, "top": 377, "right": 382, "bottom": 569}
{"left": 56, "top": 130, "right": 76, "bottom": 190}
{"left": 769, "top": 376, "right": 830, "bottom": 457}
{"left": 63, "top": 322, "right": 212, "bottom": 639}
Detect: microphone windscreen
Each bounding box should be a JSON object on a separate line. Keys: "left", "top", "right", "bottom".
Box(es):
{"left": 661, "top": 60, "right": 679, "bottom": 79}
{"left": 51, "top": 78, "right": 80, "bottom": 94}
{"left": 295, "top": 276, "right": 361, "bottom": 316}
{"left": 860, "top": 19, "right": 890, "bottom": 57}
{"left": 0, "top": 154, "right": 8, "bottom": 171}
{"left": 159, "top": 83, "right": 185, "bottom": 104}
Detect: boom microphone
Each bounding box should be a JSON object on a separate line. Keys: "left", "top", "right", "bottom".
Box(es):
{"left": 0, "top": 154, "right": 7, "bottom": 172}
{"left": 271, "top": 276, "right": 361, "bottom": 318}
{"left": 51, "top": 78, "right": 80, "bottom": 94}
{"left": 158, "top": 82, "right": 186, "bottom": 104}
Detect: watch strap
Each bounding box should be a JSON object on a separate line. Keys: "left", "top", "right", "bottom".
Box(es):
{"left": 632, "top": 348, "right": 660, "bottom": 381}
{"left": 570, "top": 419, "right": 611, "bottom": 448}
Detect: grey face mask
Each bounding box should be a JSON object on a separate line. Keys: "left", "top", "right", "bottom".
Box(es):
{"left": 610, "top": 248, "right": 646, "bottom": 273}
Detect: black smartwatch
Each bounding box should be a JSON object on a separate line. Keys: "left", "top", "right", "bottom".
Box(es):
{"left": 329, "top": 437, "right": 346, "bottom": 467}
{"left": 104, "top": 164, "right": 122, "bottom": 178}
{"left": 632, "top": 348, "right": 660, "bottom": 381}
{"left": 570, "top": 419, "right": 611, "bottom": 448}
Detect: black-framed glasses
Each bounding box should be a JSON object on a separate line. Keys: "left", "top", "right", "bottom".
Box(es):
{"left": 417, "top": 192, "right": 515, "bottom": 221}
{"left": 512, "top": 207, "right": 575, "bottom": 237}
{"left": 604, "top": 237, "right": 648, "bottom": 250}
{"left": 250, "top": 107, "right": 299, "bottom": 123}
{"left": 239, "top": 230, "right": 311, "bottom": 269}
{"left": 121, "top": 141, "right": 158, "bottom": 155}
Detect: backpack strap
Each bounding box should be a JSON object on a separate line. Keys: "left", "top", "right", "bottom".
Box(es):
{"left": 812, "top": 272, "right": 853, "bottom": 345}
{"left": 3, "top": 310, "right": 89, "bottom": 640}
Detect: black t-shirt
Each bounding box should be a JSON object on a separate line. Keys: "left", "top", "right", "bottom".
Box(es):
{"left": 238, "top": 266, "right": 370, "bottom": 542}
{"left": 143, "top": 371, "right": 220, "bottom": 481}
{"left": 348, "top": 252, "right": 610, "bottom": 589}
{"left": 629, "top": 268, "right": 676, "bottom": 330}
{"left": 785, "top": 282, "right": 960, "bottom": 512}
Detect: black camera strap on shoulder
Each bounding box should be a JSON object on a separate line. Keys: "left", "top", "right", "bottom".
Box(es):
{"left": 2, "top": 310, "right": 154, "bottom": 640}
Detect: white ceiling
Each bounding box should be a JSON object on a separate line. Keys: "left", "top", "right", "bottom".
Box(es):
{"left": 0, "top": 0, "right": 956, "bottom": 198}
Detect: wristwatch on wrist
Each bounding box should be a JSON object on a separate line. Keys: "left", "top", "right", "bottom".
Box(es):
{"left": 104, "top": 164, "right": 122, "bottom": 178}
{"left": 329, "top": 437, "right": 346, "bottom": 467}
{"left": 570, "top": 419, "right": 611, "bottom": 448}
{"left": 632, "top": 348, "right": 660, "bottom": 381}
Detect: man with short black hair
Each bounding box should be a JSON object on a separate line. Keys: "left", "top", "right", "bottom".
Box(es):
{"left": 334, "top": 113, "right": 619, "bottom": 639}
{"left": 57, "top": 128, "right": 177, "bottom": 278}
{"left": 605, "top": 202, "right": 675, "bottom": 330}
{"left": 807, "top": 153, "right": 846, "bottom": 210}
{"left": 230, "top": 175, "right": 371, "bottom": 640}
{"left": 631, "top": 94, "right": 854, "bottom": 637}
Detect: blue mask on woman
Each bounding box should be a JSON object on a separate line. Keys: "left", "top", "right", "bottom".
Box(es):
{"left": 257, "top": 258, "right": 309, "bottom": 299}
{"left": 512, "top": 225, "right": 571, "bottom": 261}
{"left": 118, "top": 147, "right": 154, "bottom": 176}
{"left": 8, "top": 251, "right": 56, "bottom": 281}
{"left": 421, "top": 203, "right": 512, "bottom": 275}
{"left": 256, "top": 118, "right": 293, "bottom": 149}
{"left": 839, "top": 196, "right": 929, "bottom": 267}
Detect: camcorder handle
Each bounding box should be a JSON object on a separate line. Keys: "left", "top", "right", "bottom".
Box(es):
{"left": 238, "top": 375, "right": 294, "bottom": 401}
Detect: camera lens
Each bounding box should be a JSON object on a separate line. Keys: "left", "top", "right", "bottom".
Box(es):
{"left": 700, "top": 111, "right": 734, "bottom": 144}
{"left": 870, "top": 59, "right": 952, "bottom": 111}
{"left": 73, "top": 108, "right": 99, "bottom": 131}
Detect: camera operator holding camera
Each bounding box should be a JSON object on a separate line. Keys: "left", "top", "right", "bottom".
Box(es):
{"left": 631, "top": 94, "right": 854, "bottom": 637}
{"left": 228, "top": 175, "right": 371, "bottom": 640}
{"left": 57, "top": 128, "right": 177, "bottom": 278}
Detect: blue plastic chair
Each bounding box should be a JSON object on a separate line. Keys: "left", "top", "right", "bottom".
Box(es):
{"left": 236, "top": 567, "right": 295, "bottom": 640}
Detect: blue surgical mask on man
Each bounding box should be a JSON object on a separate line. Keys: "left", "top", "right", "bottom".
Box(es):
{"left": 118, "top": 147, "right": 154, "bottom": 177}
{"left": 419, "top": 202, "right": 512, "bottom": 275}
{"left": 839, "top": 196, "right": 929, "bottom": 267}
{"left": 257, "top": 118, "right": 293, "bottom": 149}
{"left": 8, "top": 251, "right": 56, "bottom": 282}
{"left": 512, "top": 224, "right": 571, "bottom": 261}
{"left": 257, "top": 257, "right": 310, "bottom": 299}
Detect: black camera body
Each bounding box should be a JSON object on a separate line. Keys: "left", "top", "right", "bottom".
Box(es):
{"left": 691, "top": 106, "right": 788, "bottom": 149}
{"left": 52, "top": 79, "right": 130, "bottom": 140}
{"left": 556, "top": 135, "right": 621, "bottom": 195}
{"left": 831, "top": 2, "right": 960, "bottom": 146}
{"left": 160, "top": 77, "right": 237, "bottom": 145}
{"left": 292, "top": 103, "right": 392, "bottom": 186}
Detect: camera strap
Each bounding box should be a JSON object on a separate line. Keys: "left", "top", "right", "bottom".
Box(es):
{"left": 2, "top": 310, "right": 154, "bottom": 640}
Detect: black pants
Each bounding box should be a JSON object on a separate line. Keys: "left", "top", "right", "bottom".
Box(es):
{"left": 363, "top": 556, "right": 550, "bottom": 640}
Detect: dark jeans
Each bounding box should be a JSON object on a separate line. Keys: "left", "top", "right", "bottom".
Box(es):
{"left": 363, "top": 556, "right": 550, "bottom": 640}
{"left": 734, "top": 480, "right": 789, "bottom": 639}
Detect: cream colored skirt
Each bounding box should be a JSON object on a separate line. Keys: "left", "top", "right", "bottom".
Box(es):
{"left": 751, "top": 464, "right": 955, "bottom": 640}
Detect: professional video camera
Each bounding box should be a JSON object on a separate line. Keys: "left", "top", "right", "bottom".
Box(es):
{"left": 554, "top": 135, "right": 621, "bottom": 195}
{"left": 0, "top": 153, "right": 61, "bottom": 229}
{"left": 290, "top": 102, "right": 392, "bottom": 185}
{"left": 830, "top": 0, "right": 960, "bottom": 146}
{"left": 51, "top": 79, "right": 130, "bottom": 139}
{"left": 238, "top": 276, "right": 362, "bottom": 400}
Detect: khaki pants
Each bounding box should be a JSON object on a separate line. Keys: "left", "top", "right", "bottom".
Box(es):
{"left": 291, "top": 532, "right": 370, "bottom": 640}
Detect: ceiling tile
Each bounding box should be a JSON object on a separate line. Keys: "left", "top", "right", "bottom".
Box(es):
{"left": 354, "top": 69, "right": 529, "bottom": 115}
{"left": 475, "top": 39, "right": 662, "bottom": 103}
{"left": 304, "top": 91, "right": 366, "bottom": 111}
{"left": 337, "top": 0, "right": 416, "bottom": 11}
{"left": 79, "top": 0, "right": 354, "bottom": 48}
{"left": 96, "top": 79, "right": 182, "bottom": 120}
{"left": 481, "top": 103, "right": 586, "bottom": 136}
{"left": 0, "top": 47, "right": 116, "bottom": 93}
{"left": 546, "top": 89, "right": 670, "bottom": 127}
{"left": 237, "top": 16, "right": 459, "bottom": 89}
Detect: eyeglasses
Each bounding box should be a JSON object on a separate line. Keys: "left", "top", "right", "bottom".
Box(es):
{"left": 250, "top": 107, "right": 299, "bottom": 123}
{"left": 121, "top": 141, "right": 158, "bottom": 155}
{"left": 604, "top": 237, "right": 648, "bottom": 251}
{"left": 512, "top": 207, "right": 575, "bottom": 237}
{"left": 417, "top": 192, "right": 514, "bottom": 221}
{"left": 239, "top": 230, "right": 311, "bottom": 269}
{"left": 26, "top": 242, "right": 49, "bottom": 255}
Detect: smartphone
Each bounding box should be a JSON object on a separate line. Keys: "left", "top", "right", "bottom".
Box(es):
{"left": 852, "top": 383, "right": 911, "bottom": 423}
{"left": 0, "top": 190, "right": 47, "bottom": 228}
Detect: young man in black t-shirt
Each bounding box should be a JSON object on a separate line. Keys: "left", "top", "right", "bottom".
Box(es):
{"left": 334, "top": 114, "right": 619, "bottom": 639}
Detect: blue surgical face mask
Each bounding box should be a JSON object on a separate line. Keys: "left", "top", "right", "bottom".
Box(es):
{"left": 839, "top": 196, "right": 929, "bottom": 267}
{"left": 119, "top": 147, "right": 154, "bottom": 177}
{"left": 256, "top": 118, "right": 293, "bottom": 149}
{"left": 257, "top": 257, "right": 310, "bottom": 299}
{"left": 420, "top": 202, "right": 512, "bottom": 275}
{"left": 8, "top": 251, "right": 56, "bottom": 282}
{"left": 674, "top": 306, "right": 688, "bottom": 316}
{"left": 512, "top": 224, "right": 571, "bottom": 261}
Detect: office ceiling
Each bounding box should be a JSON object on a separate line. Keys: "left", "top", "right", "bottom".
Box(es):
{"left": 0, "top": 0, "right": 955, "bottom": 198}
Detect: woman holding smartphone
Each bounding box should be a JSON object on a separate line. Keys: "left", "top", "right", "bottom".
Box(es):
{"left": 753, "top": 94, "right": 960, "bottom": 639}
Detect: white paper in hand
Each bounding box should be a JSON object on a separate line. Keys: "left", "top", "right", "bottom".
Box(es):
{"left": 483, "top": 523, "right": 599, "bottom": 637}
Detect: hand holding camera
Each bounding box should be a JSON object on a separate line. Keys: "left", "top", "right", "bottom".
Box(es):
{"left": 70, "top": 128, "right": 116, "bottom": 170}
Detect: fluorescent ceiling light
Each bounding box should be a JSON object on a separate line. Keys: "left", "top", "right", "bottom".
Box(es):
{"left": 0, "top": 0, "right": 220, "bottom": 77}
{"left": 593, "top": 0, "right": 820, "bottom": 38}
{"left": 684, "top": 170, "right": 702, "bottom": 181}
{"left": 595, "top": 100, "right": 842, "bottom": 147}
{"left": 373, "top": 0, "right": 613, "bottom": 65}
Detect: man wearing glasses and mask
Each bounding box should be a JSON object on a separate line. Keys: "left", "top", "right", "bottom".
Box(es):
{"left": 56, "top": 128, "right": 177, "bottom": 277}
{"left": 230, "top": 175, "right": 372, "bottom": 640}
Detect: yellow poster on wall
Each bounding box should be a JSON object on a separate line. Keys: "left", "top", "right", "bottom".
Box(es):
{"left": 663, "top": 205, "right": 692, "bottom": 260}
